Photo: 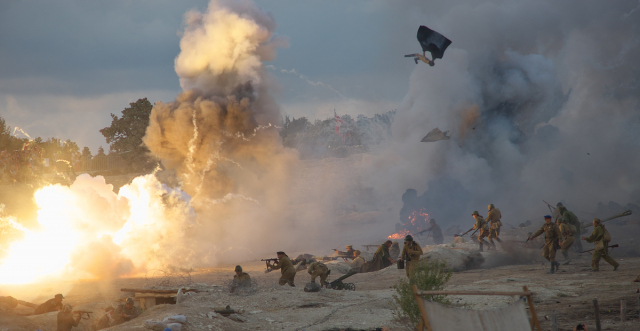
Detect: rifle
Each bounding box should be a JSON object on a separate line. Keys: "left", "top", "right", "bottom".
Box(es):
{"left": 332, "top": 250, "right": 354, "bottom": 262}
{"left": 460, "top": 227, "right": 475, "bottom": 236}
{"left": 72, "top": 310, "right": 93, "bottom": 319}
{"left": 260, "top": 258, "right": 278, "bottom": 273}
{"left": 580, "top": 244, "right": 618, "bottom": 254}
{"left": 543, "top": 200, "right": 557, "bottom": 213}
{"left": 413, "top": 228, "right": 432, "bottom": 237}
{"left": 582, "top": 210, "right": 632, "bottom": 229}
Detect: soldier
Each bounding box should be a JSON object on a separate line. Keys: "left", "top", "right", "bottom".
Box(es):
{"left": 267, "top": 251, "right": 296, "bottom": 286}
{"left": 582, "top": 218, "right": 619, "bottom": 272}
{"left": 558, "top": 218, "right": 576, "bottom": 265}
{"left": 425, "top": 219, "right": 444, "bottom": 245}
{"left": 552, "top": 202, "right": 563, "bottom": 223}
{"left": 399, "top": 235, "right": 423, "bottom": 279}
{"left": 557, "top": 203, "right": 584, "bottom": 252}
{"left": 56, "top": 304, "right": 81, "bottom": 331}
{"left": 307, "top": 261, "right": 330, "bottom": 287}
{"left": 486, "top": 204, "right": 503, "bottom": 248}
{"left": 359, "top": 240, "right": 395, "bottom": 273}
{"left": 389, "top": 242, "right": 400, "bottom": 260}
{"left": 113, "top": 297, "right": 140, "bottom": 324}
{"left": 528, "top": 215, "right": 561, "bottom": 274}
{"left": 94, "top": 307, "right": 116, "bottom": 330}
{"left": 231, "top": 265, "right": 251, "bottom": 293}
{"left": 34, "top": 293, "right": 64, "bottom": 315}
{"left": 472, "top": 211, "right": 492, "bottom": 251}
{"left": 348, "top": 250, "right": 366, "bottom": 270}
{"left": 453, "top": 234, "right": 466, "bottom": 244}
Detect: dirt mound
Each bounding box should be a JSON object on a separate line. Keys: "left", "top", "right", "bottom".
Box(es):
{"left": 421, "top": 244, "right": 485, "bottom": 271}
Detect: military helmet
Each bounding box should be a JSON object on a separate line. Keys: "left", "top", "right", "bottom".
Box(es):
{"left": 429, "top": 218, "right": 436, "bottom": 224}
{"left": 62, "top": 304, "right": 73, "bottom": 313}
{"left": 472, "top": 211, "right": 480, "bottom": 216}
{"left": 488, "top": 204, "right": 494, "bottom": 210}
{"left": 55, "top": 294, "right": 64, "bottom": 300}
{"left": 234, "top": 265, "right": 242, "bottom": 272}
{"left": 126, "top": 297, "right": 134, "bottom": 305}
{"left": 354, "top": 250, "right": 361, "bottom": 256}
{"left": 593, "top": 218, "right": 601, "bottom": 224}
{"left": 556, "top": 202, "right": 563, "bottom": 207}
{"left": 404, "top": 235, "right": 414, "bottom": 242}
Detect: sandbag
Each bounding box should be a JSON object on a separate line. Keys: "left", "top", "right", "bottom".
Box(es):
{"left": 166, "top": 323, "right": 182, "bottom": 331}
{"left": 143, "top": 320, "right": 168, "bottom": 331}
{"left": 163, "top": 315, "right": 187, "bottom": 324}
{"left": 304, "top": 282, "right": 321, "bottom": 292}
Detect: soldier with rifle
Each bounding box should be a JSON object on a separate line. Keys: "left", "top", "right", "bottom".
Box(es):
{"left": 424, "top": 219, "right": 444, "bottom": 244}
{"left": 582, "top": 218, "right": 619, "bottom": 272}
{"left": 56, "top": 304, "right": 81, "bottom": 331}
{"left": 558, "top": 218, "right": 576, "bottom": 265}
{"left": 556, "top": 203, "right": 584, "bottom": 252}
{"left": 528, "top": 215, "right": 561, "bottom": 274}
{"left": 399, "top": 235, "right": 423, "bottom": 279}
{"left": 471, "top": 211, "right": 492, "bottom": 251}
{"left": 486, "top": 204, "right": 503, "bottom": 248}
{"left": 113, "top": 297, "right": 140, "bottom": 325}
{"left": 267, "top": 251, "right": 297, "bottom": 286}
{"left": 231, "top": 265, "right": 251, "bottom": 293}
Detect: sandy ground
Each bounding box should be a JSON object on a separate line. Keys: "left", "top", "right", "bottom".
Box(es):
{"left": 0, "top": 243, "right": 638, "bottom": 331}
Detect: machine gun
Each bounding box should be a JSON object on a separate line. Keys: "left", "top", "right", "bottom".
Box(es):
{"left": 260, "top": 258, "right": 278, "bottom": 273}
{"left": 413, "top": 228, "right": 432, "bottom": 237}
{"left": 580, "top": 244, "right": 618, "bottom": 253}
{"left": 332, "top": 249, "right": 354, "bottom": 262}
{"left": 72, "top": 310, "right": 93, "bottom": 319}
{"left": 326, "top": 270, "right": 357, "bottom": 291}
{"left": 582, "top": 210, "right": 632, "bottom": 229}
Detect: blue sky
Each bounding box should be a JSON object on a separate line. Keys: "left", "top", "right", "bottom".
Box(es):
{"left": 0, "top": 0, "right": 432, "bottom": 151}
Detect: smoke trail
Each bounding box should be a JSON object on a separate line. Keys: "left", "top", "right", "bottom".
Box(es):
{"left": 12, "top": 127, "right": 32, "bottom": 140}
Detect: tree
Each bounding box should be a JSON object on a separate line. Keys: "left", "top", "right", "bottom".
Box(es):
{"left": 100, "top": 98, "right": 156, "bottom": 172}
{"left": 96, "top": 146, "right": 106, "bottom": 157}
{"left": 0, "top": 116, "right": 28, "bottom": 151}
{"left": 81, "top": 147, "right": 92, "bottom": 158}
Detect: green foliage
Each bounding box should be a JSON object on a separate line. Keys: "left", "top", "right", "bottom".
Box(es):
{"left": 0, "top": 117, "right": 28, "bottom": 151}
{"left": 392, "top": 259, "right": 452, "bottom": 325}
{"left": 96, "top": 146, "right": 106, "bottom": 157}
{"left": 81, "top": 146, "right": 92, "bottom": 158}
{"left": 279, "top": 111, "right": 395, "bottom": 159}
{"left": 100, "top": 98, "right": 156, "bottom": 171}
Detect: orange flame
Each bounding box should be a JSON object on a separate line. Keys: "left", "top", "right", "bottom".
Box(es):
{"left": 387, "top": 208, "right": 430, "bottom": 239}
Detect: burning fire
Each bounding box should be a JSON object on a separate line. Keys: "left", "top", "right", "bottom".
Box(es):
{"left": 0, "top": 174, "right": 195, "bottom": 284}
{"left": 387, "top": 208, "right": 430, "bottom": 239}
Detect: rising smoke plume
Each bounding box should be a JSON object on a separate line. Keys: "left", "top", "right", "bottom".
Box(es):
{"left": 368, "top": 0, "right": 640, "bottom": 228}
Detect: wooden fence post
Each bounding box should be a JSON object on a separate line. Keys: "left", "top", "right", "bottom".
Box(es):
{"left": 593, "top": 298, "right": 601, "bottom": 331}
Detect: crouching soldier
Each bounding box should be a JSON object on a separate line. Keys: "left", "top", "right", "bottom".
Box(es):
{"left": 113, "top": 297, "right": 140, "bottom": 325}
{"left": 307, "top": 262, "right": 330, "bottom": 287}
{"left": 231, "top": 265, "right": 251, "bottom": 293}
{"left": 56, "top": 304, "right": 81, "bottom": 331}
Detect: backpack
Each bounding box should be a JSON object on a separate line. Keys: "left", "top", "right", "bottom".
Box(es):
{"left": 568, "top": 224, "right": 577, "bottom": 235}
{"left": 602, "top": 226, "right": 611, "bottom": 242}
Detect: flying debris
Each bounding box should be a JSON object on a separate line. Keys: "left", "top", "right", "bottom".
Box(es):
{"left": 421, "top": 128, "right": 450, "bottom": 142}
{"left": 405, "top": 26, "right": 451, "bottom": 66}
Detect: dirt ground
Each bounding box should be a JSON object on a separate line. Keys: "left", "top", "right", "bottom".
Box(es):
{"left": 0, "top": 243, "right": 638, "bottom": 331}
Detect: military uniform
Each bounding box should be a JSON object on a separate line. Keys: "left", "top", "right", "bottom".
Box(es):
{"left": 231, "top": 272, "right": 251, "bottom": 292}
{"left": 530, "top": 221, "right": 561, "bottom": 273}
{"left": 486, "top": 205, "right": 503, "bottom": 247}
{"left": 401, "top": 240, "right": 423, "bottom": 278}
{"left": 426, "top": 223, "right": 444, "bottom": 244}
{"left": 349, "top": 256, "right": 366, "bottom": 269}
{"left": 389, "top": 242, "right": 400, "bottom": 260}
{"left": 453, "top": 236, "right": 466, "bottom": 244}
{"left": 472, "top": 212, "right": 491, "bottom": 251}
{"left": 558, "top": 220, "right": 575, "bottom": 264}
{"left": 558, "top": 206, "right": 583, "bottom": 251}
{"left": 584, "top": 222, "right": 618, "bottom": 271}
{"left": 271, "top": 255, "right": 296, "bottom": 286}
{"left": 34, "top": 297, "right": 63, "bottom": 315}
{"left": 94, "top": 311, "right": 114, "bottom": 330}
{"left": 56, "top": 310, "right": 80, "bottom": 331}
{"left": 307, "top": 262, "right": 329, "bottom": 286}
{"left": 113, "top": 302, "right": 140, "bottom": 324}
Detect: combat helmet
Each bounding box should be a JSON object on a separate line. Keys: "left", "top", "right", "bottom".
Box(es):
{"left": 472, "top": 211, "right": 480, "bottom": 216}
{"left": 234, "top": 265, "right": 242, "bottom": 272}
{"left": 488, "top": 204, "right": 494, "bottom": 210}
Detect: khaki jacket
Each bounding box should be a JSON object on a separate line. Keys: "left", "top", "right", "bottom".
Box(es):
{"left": 401, "top": 241, "right": 423, "bottom": 262}
{"left": 531, "top": 222, "right": 561, "bottom": 244}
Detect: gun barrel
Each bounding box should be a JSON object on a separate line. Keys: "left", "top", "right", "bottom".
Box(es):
{"left": 583, "top": 210, "right": 632, "bottom": 228}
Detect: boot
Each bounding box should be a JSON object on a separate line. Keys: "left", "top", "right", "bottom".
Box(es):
{"left": 547, "top": 262, "right": 555, "bottom": 274}
{"left": 479, "top": 243, "right": 484, "bottom": 252}
{"left": 496, "top": 237, "right": 503, "bottom": 244}
{"left": 561, "top": 251, "right": 571, "bottom": 265}
{"left": 553, "top": 261, "right": 560, "bottom": 272}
